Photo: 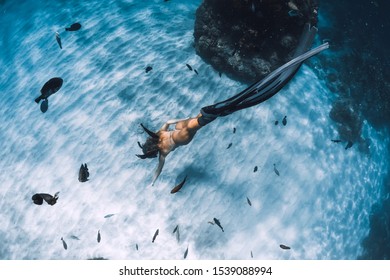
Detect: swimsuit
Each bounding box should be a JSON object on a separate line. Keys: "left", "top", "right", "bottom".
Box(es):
{"left": 168, "top": 130, "right": 177, "bottom": 151}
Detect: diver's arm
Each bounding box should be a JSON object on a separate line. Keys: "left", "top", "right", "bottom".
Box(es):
{"left": 160, "top": 117, "right": 190, "bottom": 131}
{"left": 151, "top": 153, "right": 166, "bottom": 186}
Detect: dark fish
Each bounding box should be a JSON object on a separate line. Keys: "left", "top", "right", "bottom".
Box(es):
{"left": 35, "top": 77, "right": 63, "bottom": 103}
{"left": 233, "top": 127, "right": 236, "bottom": 133}
{"left": 61, "top": 237, "right": 67, "bottom": 250}
{"left": 70, "top": 235, "right": 80, "bottom": 240}
{"left": 273, "top": 164, "right": 280, "bottom": 176}
{"left": 253, "top": 166, "right": 258, "bottom": 172}
{"left": 282, "top": 116, "right": 287, "bottom": 126}
{"left": 345, "top": 141, "right": 353, "bottom": 150}
{"left": 55, "top": 32, "right": 62, "bottom": 49}
{"left": 274, "top": 120, "right": 279, "bottom": 125}
{"left": 152, "top": 229, "right": 159, "bottom": 243}
{"left": 280, "top": 244, "right": 291, "bottom": 250}
{"left": 104, "top": 214, "right": 115, "bottom": 218}
{"left": 331, "top": 139, "right": 342, "bottom": 143}
{"left": 246, "top": 197, "right": 252, "bottom": 206}
{"left": 251, "top": 251, "right": 253, "bottom": 258}
{"left": 194, "top": 69, "right": 198, "bottom": 75}
{"left": 78, "top": 163, "right": 89, "bottom": 182}
{"left": 170, "top": 176, "right": 187, "bottom": 194}
{"left": 97, "top": 230, "right": 101, "bottom": 243}
{"left": 32, "top": 192, "right": 59, "bottom": 206}
{"left": 219, "top": 72, "right": 222, "bottom": 78}
{"left": 135, "top": 244, "right": 138, "bottom": 250}
{"left": 145, "top": 66, "right": 153, "bottom": 73}
{"left": 40, "top": 99, "right": 48, "bottom": 113}
{"left": 186, "top": 64, "right": 192, "bottom": 71}
{"left": 184, "top": 247, "right": 189, "bottom": 259}
{"left": 213, "top": 218, "right": 224, "bottom": 232}
{"left": 173, "top": 225, "right": 180, "bottom": 242}
{"left": 227, "top": 143, "right": 232, "bottom": 149}
{"left": 65, "top": 22, "right": 81, "bottom": 31}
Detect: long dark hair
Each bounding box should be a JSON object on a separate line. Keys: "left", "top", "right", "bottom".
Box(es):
{"left": 136, "top": 124, "right": 160, "bottom": 159}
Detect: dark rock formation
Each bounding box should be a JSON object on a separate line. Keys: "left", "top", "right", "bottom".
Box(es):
{"left": 329, "top": 98, "right": 363, "bottom": 143}
{"left": 194, "top": 0, "right": 319, "bottom": 84}
{"left": 317, "top": 0, "right": 390, "bottom": 129}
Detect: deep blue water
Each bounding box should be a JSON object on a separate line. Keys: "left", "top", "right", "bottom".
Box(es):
{"left": 0, "top": 0, "right": 389, "bottom": 260}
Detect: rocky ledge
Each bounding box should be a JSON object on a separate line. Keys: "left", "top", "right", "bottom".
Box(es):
{"left": 194, "top": 0, "right": 319, "bottom": 84}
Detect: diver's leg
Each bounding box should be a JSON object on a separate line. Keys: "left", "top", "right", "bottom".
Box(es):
{"left": 200, "top": 41, "right": 328, "bottom": 118}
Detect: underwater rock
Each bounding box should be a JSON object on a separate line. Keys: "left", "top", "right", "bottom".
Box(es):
{"left": 193, "top": 0, "right": 319, "bottom": 84}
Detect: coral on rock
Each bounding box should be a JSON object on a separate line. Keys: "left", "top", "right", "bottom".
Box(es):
{"left": 194, "top": 0, "right": 319, "bottom": 83}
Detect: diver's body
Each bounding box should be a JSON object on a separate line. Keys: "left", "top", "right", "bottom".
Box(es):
{"left": 138, "top": 23, "right": 329, "bottom": 185}
{"left": 148, "top": 116, "right": 202, "bottom": 185}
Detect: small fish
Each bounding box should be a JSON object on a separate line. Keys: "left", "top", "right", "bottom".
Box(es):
{"left": 208, "top": 221, "right": 214, "bottom": 225}
{"left": 282, "top": 116, "right": 287, "bottom": 126}
{"left": 32, "top": 192, "right": 59, "bottom": 206}
{"left": 287, "top": 1, "right": 299, "bottom": 11}
{"left": 280, "top": 244, "right": 291, "bottom": 250}
{"left": 233, "top": 127, "right": 236, "bottom": 133}
{"left": 104, "top": 214, "right": 115, "bottom": 218}
{"left": 173, "top": 225, "right": 180, "bottom": 242}
{"left": 70, "top": 235, "right": 80, "bottom": 240}
{"left": 152, "top": 229, "right": 159, "bottom": 243}
{"left": 55, "top": 32, "right": 62, "bottom": 49}
{"left": 213, "top": 218, "right": 224, "bottom": 232}
{"left": 186, "top": 64, "right": 192, "bottom": 71}
{"left": 331, "top": 139, "right": 342, "bottom": 143}
{"left": 97, "top": 230, "right": 101, "bottom": 243}
{"left": 65, "top": 22, "right": 81, "bottom": 31}
{"left": 184, "top": 247, "right": 189, "bottom": 259}
{"left": 273, "top": 164, "right": 280, "bottom": 176}
{"left": 274, "top": 120, "right": 279, "bottom": 125}
{"left": 251, "top": 251, "right": 253, "bottom": 258}
{"left": 78, "top": 163, "right": 89, "bottom": 182}
{"left": 227, "top": 143, "right": 232, "bottom": 149}
{"left": 61, "top": 237, "right": 67, "bottom": 250}
{"left": 219, "top": 72, "right": 222, "bottom": 78}
{"left": 171, "top": 176, "right": 187, "bottom": 194}
{"left": 135, "top": 244, "right": 138, "bottom": 250}
{"left": 145, "top": 66, "right": 153, "bottom": 73}
{"left": 288, "top": 10, "right": 302, "bottom": 17}
{"left": 194, "top": 69, "right": 198, "bottom": 75}
{"left": 253, "top": 166, "right": 258, "bottom": 172}
{"left": 246, "top": 197, "right": 252, "bottom": 206}
{"left": 345, "top": 141, "right": 353, "bottom": 150}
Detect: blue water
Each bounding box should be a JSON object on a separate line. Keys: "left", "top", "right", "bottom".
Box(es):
{"left": 0, "top": 0, "right": 389, "bottom": 260}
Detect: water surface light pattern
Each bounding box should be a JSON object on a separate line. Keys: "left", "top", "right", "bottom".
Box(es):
{"left": 0, "top": 0, "right": 389, "bottom": 260}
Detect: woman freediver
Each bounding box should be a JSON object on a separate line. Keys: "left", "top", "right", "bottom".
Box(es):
{"left": 137, "top": 24, "right": 329, "bottom": 186}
